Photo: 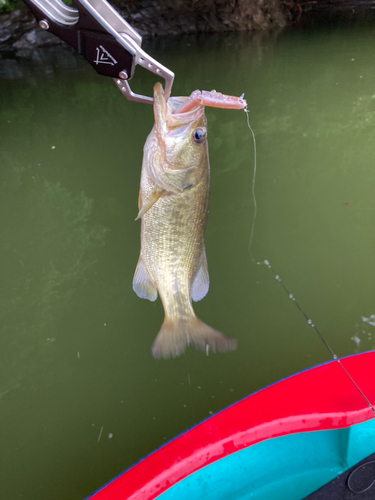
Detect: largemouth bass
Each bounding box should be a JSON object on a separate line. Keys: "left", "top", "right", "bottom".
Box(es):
{"left": 133, "top": 83, "right": 246, "bottom": 359}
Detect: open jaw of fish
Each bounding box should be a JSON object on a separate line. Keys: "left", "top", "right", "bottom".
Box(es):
{"left": 133, "top": 82, "right": 246, "bottom": 359}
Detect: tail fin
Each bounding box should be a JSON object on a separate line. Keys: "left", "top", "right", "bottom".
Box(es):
{"left": 151, "top": 317, "right": 237, "bottom": 360}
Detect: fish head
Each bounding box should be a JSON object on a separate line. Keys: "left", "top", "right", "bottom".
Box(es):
{"left": 163, "top": 98, "right": 208, "bottom": 169}
{"left": 149, "top": 83, "right": 209, "bottom": 191}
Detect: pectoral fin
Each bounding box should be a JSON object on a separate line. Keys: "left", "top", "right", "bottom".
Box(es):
{"left": 135, "top": 188, "right": 165, "bottom": 220}
{"left": 191, "top": 247, "right": 209, "bottom": 302}
{"left": 133, "top": 257, "right": 158, "bottom": 301}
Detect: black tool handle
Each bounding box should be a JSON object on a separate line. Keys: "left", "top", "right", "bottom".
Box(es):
{"left": 22, "top": 0, "right": 135, "bottom": 80}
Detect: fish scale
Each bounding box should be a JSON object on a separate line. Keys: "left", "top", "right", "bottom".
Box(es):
{"left": 143, "top": 187, "right": 206, "bottom": 320}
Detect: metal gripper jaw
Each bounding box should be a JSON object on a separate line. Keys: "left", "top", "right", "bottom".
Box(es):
{"left": 22, "top": 0, "right": 174, "bottom": 103}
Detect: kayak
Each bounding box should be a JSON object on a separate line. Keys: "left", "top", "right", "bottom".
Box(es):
{"left": 87, "top": 351, "right": 375, "bottom": 500}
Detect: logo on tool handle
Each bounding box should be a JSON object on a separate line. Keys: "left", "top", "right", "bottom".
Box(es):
{"left": 80, "top": 31, "right": 133, "bottom": 78}
{"left": 94, "top": 45, "right": 118, "bottom": 66}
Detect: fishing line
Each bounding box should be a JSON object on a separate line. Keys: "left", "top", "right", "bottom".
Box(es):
{"left": 242, "top": 105, "right": 374, "bottom": 412}
{"left": 243, "top": 105, "right": 257, "bottom": 261}
{"left": 263, "top": 259, "right": 337, "bottom": 358}
{"left": 242, "top": 104, "right": 335, "bottom": 357}
{"left": 262, "top": 259, "right": 375, "bottom": 413}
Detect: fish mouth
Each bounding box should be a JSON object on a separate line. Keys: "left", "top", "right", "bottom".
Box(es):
{"left": 154, "top": 83, "right": 245, "bottom": 132}
{"left": 166, "top": 96, "right": 205, "bottom": 128}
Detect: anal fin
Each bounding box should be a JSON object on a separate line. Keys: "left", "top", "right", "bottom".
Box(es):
{"left": 133, "top": 257, "right": 158, "bottom": 301}
{"left": 191, "top": 247, "right": 209, "bottom": 302}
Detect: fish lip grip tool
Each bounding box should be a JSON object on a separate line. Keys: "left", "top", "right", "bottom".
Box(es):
{"left": 22, "top": 0, "right": 174, "bottom": 103}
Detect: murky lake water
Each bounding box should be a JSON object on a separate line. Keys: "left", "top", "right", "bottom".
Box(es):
{"left": 1, "top": 21, "right": 375, "bottom": 499}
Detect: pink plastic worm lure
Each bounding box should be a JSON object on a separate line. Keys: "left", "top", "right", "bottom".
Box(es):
{"left": 176, "top": 89, "right": 247, "bottom": 114}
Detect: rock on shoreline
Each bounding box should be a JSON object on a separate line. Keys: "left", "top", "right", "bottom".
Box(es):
{"left": 0, "top": 0, "right": 290, "bottom": 54}
{"left": 0, "top": 8, "right": 62, "bottom": 51}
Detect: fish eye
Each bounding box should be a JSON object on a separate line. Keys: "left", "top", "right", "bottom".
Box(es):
{"left": 192, "top": 127, "right": 206, "bottom": 144}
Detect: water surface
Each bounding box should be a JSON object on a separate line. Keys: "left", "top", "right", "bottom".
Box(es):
{"left": 1, "top": 23, "right": 375, "bottom": 499}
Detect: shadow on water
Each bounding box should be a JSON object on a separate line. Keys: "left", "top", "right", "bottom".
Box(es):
{"left": 0, "top": 25, "right": 375, "bottom": 499}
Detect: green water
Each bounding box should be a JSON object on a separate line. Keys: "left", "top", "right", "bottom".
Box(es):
{"left": 0, "top": 23, "right": 375, "bottom": 500}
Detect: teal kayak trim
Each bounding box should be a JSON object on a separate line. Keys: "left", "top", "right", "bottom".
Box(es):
{"left": 158, "top": 418, "right": 375, "bottom": 500}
